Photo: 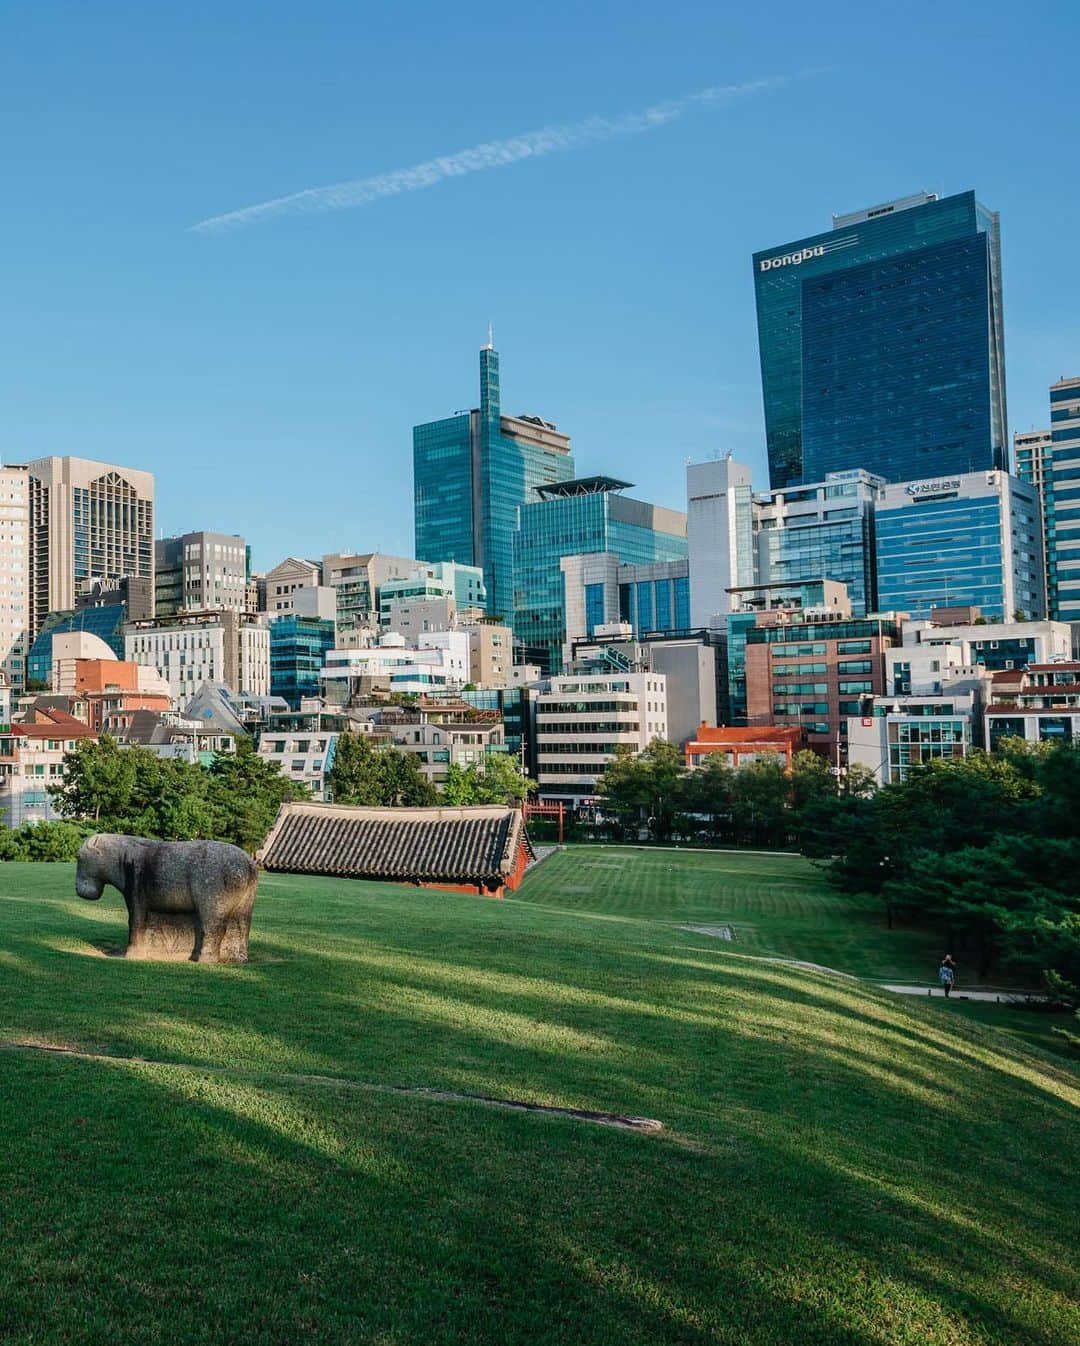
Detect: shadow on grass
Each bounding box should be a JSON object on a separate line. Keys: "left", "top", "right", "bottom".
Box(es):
{"left": 1, "top": 1048, "right": 1075, "bottom": 1346}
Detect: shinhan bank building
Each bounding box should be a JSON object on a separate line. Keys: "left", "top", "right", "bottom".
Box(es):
{"left": 753, "top": 190, "right": 1008, "bottom": 490}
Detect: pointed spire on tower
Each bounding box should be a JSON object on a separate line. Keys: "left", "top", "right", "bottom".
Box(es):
{"left": 485, "top": 322, "right": 494, "bottom": 351}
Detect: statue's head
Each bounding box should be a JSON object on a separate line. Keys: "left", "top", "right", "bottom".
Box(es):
{"left": 74, "top": 834, "right": 110, "bottom": 901}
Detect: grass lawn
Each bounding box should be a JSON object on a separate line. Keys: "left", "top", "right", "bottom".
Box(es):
{"left": 0, "top": 848, "right": 1077, "bottom": 1345}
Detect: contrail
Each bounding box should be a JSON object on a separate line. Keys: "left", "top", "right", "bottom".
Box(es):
{"left": 190, "top": 74, "right": 806, "bottom": 234}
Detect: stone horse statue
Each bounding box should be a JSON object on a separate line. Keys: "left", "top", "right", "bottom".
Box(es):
{"left": 76, "top": 834, "right": 259, "bottom": 963}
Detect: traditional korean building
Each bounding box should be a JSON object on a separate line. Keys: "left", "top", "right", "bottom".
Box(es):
{"left": 258, "top": 802, "right": 534, "bottom": 896}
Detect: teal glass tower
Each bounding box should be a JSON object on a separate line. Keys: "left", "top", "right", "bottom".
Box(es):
{"left": 513, "top": 477, "right": 688, "bottom": 673}
{"left": 269, "top": 615, "right": 336, "bottom": 709}
{"left": 754, "top": 191, "right": 1008, "bottom": 488}
{"left": 413, "top": 344, "right": 575, "bottom": 622}
{"left": 1017, "top": 379, "right": 1080, "bottom": 622}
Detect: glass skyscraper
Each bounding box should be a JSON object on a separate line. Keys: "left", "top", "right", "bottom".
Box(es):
{"left": 753, "top": 469, "right": 881, "bottom": 616}
{"left": 753, "top": 190, "right": 1008, "bottom": 488}
{"left": 1017, "top": 379, "right": 1080, "bottom": 622}
{"left": 874, "top": 471, "right": 1044, "bottom": 621}
{"left": 269, "top": 615, "right": 336, "bottom": 709}
{"left": 513, "top": 477, "right": 688, "bottom": 673}
{"left": 413, "top": 344, "right": 575, "bottom": 622}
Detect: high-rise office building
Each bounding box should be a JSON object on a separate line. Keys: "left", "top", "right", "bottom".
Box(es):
{"left": 874, "top": 470, "right": 1044, "bottom": 621}
{"left": 155, "top": 531, "right": 249, "bottom": 617}
{"left": 0, "top": 466, "right": 30, "bottom": 694}
{"left": 686, "top": 459, "right": 754, "bottom": 626}
{"left": 753, "top": 469, "right": 881, "bottom": 616}
{"left": 27, "top": 456, "right": 154, "bottom": 640}
{"left": 754, "top": 190, "right": 1007, "bottom": 488}
{"left": 513, "top": 476, "right": 688, "bottom": 674}
{"left": 413, "top": 343, "right": 575, "bottom": 621}
{"left": 1017, "top": 380, "right": 1080, "bottom": 622}
{"left": 1014, "top": 429, "right": 1054, "bottom": 614}
{"left": 685, "top": 458, "right": 880, "bottom": 618}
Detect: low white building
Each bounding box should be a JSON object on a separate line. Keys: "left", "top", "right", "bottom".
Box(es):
{"left": 320, "top": 631, "right": 470, "bottom": 700}
{"left": 0, "top": 708, "right": 96, "bottom": 827}
{"left": 535, "top": 671, "right": 667, "bottom": 807}
{"left": 258, "top": 728, "right": 339, "bottom": 799}
{"left": 986, "top": 661, "right": 1080, "bottom": 749}
{"left": 389, "top": 719, "right": 506, "bottom": 789}
{"left": 125, "top": 610, "right": 270, "bottom": 701}
{"left": 847, "top": 688, "right": 985, "bottom": 786}
{"left": 901, "top": 618, "right": 1071, "bottom": 671}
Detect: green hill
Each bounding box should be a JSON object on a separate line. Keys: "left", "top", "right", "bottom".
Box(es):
{"left": 0, "top": 849, "right": 1076, "bottom": 1345}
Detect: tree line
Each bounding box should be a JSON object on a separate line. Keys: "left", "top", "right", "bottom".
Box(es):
{"left": 597, "top": 736, "right": 1080, "bottom": 1039}
{"left": 31, "top": 731, "right": 536, "bottom": 859}
{"left": 596, "top": 740, "right": 874, "bottom": 848}
{"left": 326, "top": 732, "right": 534, "bottom": 807}
{"left": 804, "top": 738, "right": 1080, "bottom": 1038}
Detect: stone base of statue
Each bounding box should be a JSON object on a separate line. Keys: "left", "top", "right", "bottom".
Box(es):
{"left": 121, "top": 911, "right": 251, "bottom": 963}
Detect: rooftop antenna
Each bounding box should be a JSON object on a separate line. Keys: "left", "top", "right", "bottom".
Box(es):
{"left": 484, "top": 322, "right": 494, "bottom": 351}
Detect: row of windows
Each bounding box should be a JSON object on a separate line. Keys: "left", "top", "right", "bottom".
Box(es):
{"left": 539, "top": 700, "right": 637, "bottom": 714}
{"left": 537, "top": 722, "right": 640, "bottom": 735}
{"left": 539, "top": 764, "right": 610, "bottom": 777}
{"left": 537, "top": 743, "right": 627, "bottom": 757}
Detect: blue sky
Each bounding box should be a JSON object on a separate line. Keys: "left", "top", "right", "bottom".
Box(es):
{"left": 2, "top": 1, "right": 1077, "bottom": 569}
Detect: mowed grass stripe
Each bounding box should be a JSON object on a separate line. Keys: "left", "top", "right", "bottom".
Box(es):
{"left": 515, "top": 847, "right": 939, "bottom": 979}
{"left": 0, "top": 858, "right": 1076, "bottom": 1344}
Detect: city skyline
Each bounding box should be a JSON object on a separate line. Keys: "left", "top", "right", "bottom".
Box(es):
{"left": 1, "top": 3, "right": 1078, "bottom": 568}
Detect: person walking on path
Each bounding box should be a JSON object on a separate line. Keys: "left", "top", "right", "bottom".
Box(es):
{"left": 938, "top": 954, "right": 957, "bottom": 998}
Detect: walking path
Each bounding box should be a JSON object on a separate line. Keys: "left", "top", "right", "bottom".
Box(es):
{"left": 879, "top": 984, "right": 1042, "bottom": 1003}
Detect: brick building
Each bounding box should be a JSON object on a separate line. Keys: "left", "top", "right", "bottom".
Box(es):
{"left": 745, "top": 613, "right": 899, "bottom": 762}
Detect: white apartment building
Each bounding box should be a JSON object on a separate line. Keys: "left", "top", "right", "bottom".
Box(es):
{"left": 902, "top": 618, "right": 1071, "bottom": 671}
{"left": 320, "top": 631, "right": 470, "bottom": 699}
{"left": 383, "top": 597, "right": 511, "bottom": 688}
{"left": 986, "top": 662, "right": 1080, "bottom": 749}
{"left": 535, "top": 671, "right": 667, "bottom": 807}
{"left": 258, "top": 729, "right": 340, "bottom": 799}
{"left": 261, "top": 557, "right": 322, "bottom": 613}
{"left": 125, "top": 611, "right": 270, "bottom": 702}
{"left": 0, "top": 709, "right": 96, "bottom": 826}
{"left": 0, "top": 466, "right": 29, "bottom": 693}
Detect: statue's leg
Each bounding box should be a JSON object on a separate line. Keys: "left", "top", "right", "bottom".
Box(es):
{"left": 126, "top": 906, "right": 148, "bottom": 956}
{"left": 193, "top": 912, "right": 226, "bottom": 963}
{"left": 124, "top": 867, "right": 148, "bottom": 957}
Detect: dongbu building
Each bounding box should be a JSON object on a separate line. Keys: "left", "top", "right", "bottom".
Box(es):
{"left": 753, "top": 190, "right": 1008, "bottom": 489}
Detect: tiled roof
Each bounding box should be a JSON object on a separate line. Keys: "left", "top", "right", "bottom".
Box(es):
{"left": 258, "top": 802, "right": 534, "bottom": 885}
{"left": 688, "top": 726, "right": 805, "bottom": 746}
{"left": 15, "top": 706, "right": 96, "bottom": 739}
